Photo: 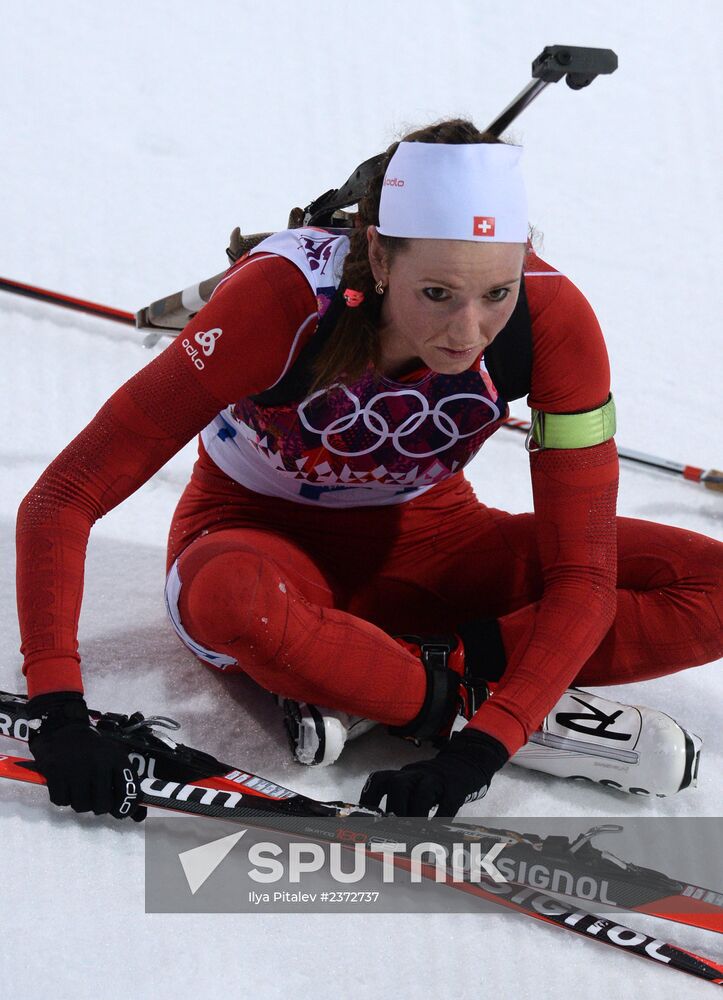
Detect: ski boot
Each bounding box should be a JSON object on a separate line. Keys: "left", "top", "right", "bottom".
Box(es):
{"left": 511, "top": 687, "right": 702, "bottom": 797}
{"left": 279, "top": 699, "right": 378, "bottom": 766}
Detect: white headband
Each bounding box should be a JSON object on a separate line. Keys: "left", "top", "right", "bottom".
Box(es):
{"left": 376, "top": 141, "right": 528, "bottom": 243}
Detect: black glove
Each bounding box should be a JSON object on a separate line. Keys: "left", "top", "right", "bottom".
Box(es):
{"left": 360, "top": 728, "right": 509, "bottom": 817}
{"left": 28, "top": 691, "right": 146, "bottom": 822}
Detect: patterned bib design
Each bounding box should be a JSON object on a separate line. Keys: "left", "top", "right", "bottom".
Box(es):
{"left": 201, "top": 229, "right": 508, "bottom": 507}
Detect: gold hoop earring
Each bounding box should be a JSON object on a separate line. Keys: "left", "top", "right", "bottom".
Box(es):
{"left": 375, "top": 279, "right": 385, "bottom": 295}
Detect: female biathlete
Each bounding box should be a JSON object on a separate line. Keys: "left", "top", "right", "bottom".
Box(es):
{"left": 17, "top": 120, "right": 723, "bottom": 820}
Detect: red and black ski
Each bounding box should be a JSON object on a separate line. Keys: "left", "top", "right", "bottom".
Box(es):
{"left": 1, "top": 689, "right": 721, "bottom": 987}
{"left": 1, "top": 690, "right": 721, "bottom": 931}
{"left": 1, "top": 749, "right": 722, "bottom": 986}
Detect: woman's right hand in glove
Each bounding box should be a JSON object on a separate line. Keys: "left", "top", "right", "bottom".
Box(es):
{"left": 28, "top": 691, "right": 146, "bottom": 821}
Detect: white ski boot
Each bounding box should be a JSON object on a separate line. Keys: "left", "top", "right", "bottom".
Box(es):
{"left": 511, "top": 688, "right": 702, "bottom": 797}
{"left": 279, "top": 698, "right": 378, "bottom": 766}
{"left": 281, "top": 687, "right": 702, "bottom": 795}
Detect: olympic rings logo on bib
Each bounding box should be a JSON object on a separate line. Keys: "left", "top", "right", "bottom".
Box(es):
{"left": 297, "top": 385, "right": 501, "bottom": 458}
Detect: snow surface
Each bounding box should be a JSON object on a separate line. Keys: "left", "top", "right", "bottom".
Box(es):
{"left": 1, "top": 2, "right": 721, "bottom": 997}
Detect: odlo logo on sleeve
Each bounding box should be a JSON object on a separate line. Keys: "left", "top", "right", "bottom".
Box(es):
{"left": 182, "top": 328, "right": 223, "bottom": 370}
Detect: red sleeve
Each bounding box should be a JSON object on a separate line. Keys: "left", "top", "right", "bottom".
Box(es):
{"left": 467, "top": 440, "right": 619, "bottom": 753}
{"left": 467, "top": 261, "right": 619, "bottom": 753}
{"left": 525, "top": 255, "right": 611, "bottom": 414}
{"left": 16, "top": 254, "right": 318, "bottom": 698}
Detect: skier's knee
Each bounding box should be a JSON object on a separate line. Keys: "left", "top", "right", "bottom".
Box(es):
{"left": 177, "top": 545, "right": 288, "bottom": 661}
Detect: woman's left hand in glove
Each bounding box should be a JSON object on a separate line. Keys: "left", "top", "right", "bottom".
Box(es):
{"left": 359, "top": 728, "right": 509, "bottom": 817}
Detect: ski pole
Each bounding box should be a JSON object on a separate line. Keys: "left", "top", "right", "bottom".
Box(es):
{"left": 501, "top": 417, "right": 723, "bottom": 492}
{"left": 0, "top": 275, "right": 135, "bottom": 326}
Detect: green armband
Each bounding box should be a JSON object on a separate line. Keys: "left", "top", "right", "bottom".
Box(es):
{"left": 527, "top": 394, "right": 616, "bottom": 450}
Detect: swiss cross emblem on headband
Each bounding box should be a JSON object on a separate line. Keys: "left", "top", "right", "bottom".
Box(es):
{"left": 473, "top": 216, "right": 496, "bottom": 237}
